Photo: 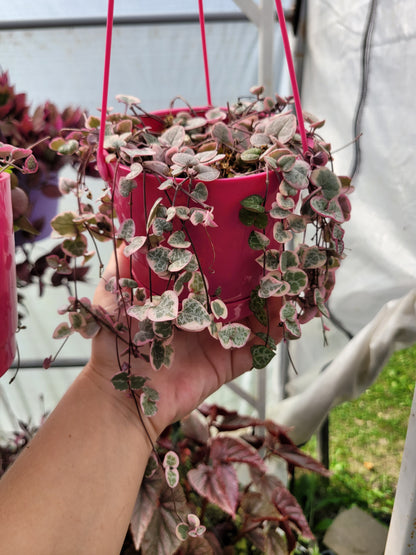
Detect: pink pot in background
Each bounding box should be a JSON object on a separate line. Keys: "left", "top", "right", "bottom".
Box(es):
{"left": 106, "top": 107, "right": 282, "bottom": 322}
{"left": 0, "top": 171, "right": 17, "bottom": 376}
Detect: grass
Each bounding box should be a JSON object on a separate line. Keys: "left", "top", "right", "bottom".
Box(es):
{"left": 294, "top": 342, "right": 416, "bottom": 546}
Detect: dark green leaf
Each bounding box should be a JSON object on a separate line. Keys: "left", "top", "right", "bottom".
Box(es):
{"left": 240, "top": 195, "right": 265, "bottom": 213}
{"left": 111, "top": 371, "right": 129, "bottom": 391}
{"left": 251, "top": 345, "right": 276, "bottom": 369}
{"left": 130, "top": 375, "right": 148, "bottom": 390}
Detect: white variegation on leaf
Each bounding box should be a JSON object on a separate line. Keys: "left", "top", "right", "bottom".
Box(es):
{"left": 218, "top": 323, "right": 251, "bottom": 349}
{"left": 147, "top": 291, "right": 179, "bottom": 322}
{"left": 176, "top": 298, "right": 211, "bottom": 331}
{"left": 118, "top": 218, "right": 135, "bottom": 241}
{"left": 124, "top": 235, "right": 147, "bottom": 257}
{"left": 210, "top": 298, "right": 228, "bottom": 320}
{"left": 146, "top": 197, "right": 163, "bottom": 232}
{"left": 258, "top": 275, "right": 290, "bottom": 298}
{"left": 168, "top": 249, "right": 193, "bottom": 273}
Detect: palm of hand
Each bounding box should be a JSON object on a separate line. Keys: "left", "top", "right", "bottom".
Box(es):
{"left": 89, "top": 251, "right": 283, "bottom": 435}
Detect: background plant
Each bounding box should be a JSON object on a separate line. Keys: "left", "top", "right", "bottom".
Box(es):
{"left": 122, "top": 403, "right": 329, "bottom": 554}
{"left": 0, "top": 71, "right": 88, "bottom": 322}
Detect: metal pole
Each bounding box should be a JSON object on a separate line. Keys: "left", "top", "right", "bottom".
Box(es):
{"left": 385, "top": 384, "right": 416, "bottom": 553}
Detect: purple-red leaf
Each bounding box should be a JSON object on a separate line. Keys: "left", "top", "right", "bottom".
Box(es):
{"left": 271, "top": 483, "right": 315, "bottom": 541}
{"left": 139, "top": 477, "right": 188, "bottom": 555}
{"left": 187, "top": 462, "right": 239, "bottom": 517}
{"left": 210, "top": 436, "right": 267, "bottom": 473}
{"left": 130, "top": 466, "right": 164, "bottom": 550}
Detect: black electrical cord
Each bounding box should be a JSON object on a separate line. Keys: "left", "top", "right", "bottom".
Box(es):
{"left": 350, "top": 0, "right": 378, "bottom": 181}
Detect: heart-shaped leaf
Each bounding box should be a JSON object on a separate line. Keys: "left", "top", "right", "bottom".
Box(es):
{"left": 124, "top": 235, "right": 147, "bottom": 256}
{"left": 259, "top": 275, "right": 290, "bottom": 298}
{"left": 188, "top": 463, "right": 239, "bottom": 516}
{"left": 283, "top": 160, "right": 310, "bottom": 190}
{"left": 168, "top": 248, "right": 193, "bottom": 273}
{"left": 251, "top": 344, "right": 276, "bottom": 369}
{"left": 248, "top": 230, "right": 270, "bottom": 250}
{"left": 283, "top": 269, "right": 308, "bottom": 295}
{"left": 147, "top": 291, "right": 179, "bottom": 322}
{"left": 210, "top": 299, "right": 228, "bottom": 320}
{"left": 218, "top": 323, "right": 251, "bottom": 349}
{"left": 176, "top": 298, "right": 211, "bottom": 331}
{"left": 273, "top": 221, "right": 293, "bottom": 243}
{"left": 311, "top": 167, "right": 341, "bottom": 200}
{"left": 167, "top": 230, "right": 191, "bottom": 248}
{"left": 147, "top": 246, "right": 170, "bottom": 275}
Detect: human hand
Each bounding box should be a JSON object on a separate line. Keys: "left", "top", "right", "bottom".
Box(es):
{"left": 85, "top": 248, "right": 284, "bottom": 440}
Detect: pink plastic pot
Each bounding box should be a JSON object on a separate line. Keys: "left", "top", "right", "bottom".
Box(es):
{"left": 104, "top": 107, "right": 282, "bottom": 322}
{"left": 0, "top": 172, "right": 17, "bottom": 376}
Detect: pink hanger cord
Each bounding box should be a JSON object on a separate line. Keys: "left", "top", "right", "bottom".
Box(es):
{"left": 97, "top": 0, "right": 114, "bottom": 180}
{"left": 198, "top": 0, "right": 212, "bottom": 106}
{"left": 97, "top": 0, "right": 308, "bottom": 169}
{"left": 274, "top": 0, "right": 308, "bottom": 154}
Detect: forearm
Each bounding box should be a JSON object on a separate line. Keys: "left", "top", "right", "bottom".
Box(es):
{"left": 0, "top": 365, "right": 153, "bottom": 555}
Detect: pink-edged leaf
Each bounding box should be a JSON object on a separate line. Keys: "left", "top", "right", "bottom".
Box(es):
{"left": 210, "top": 298, "right": 228, "bottom": 320}
{"left": 163, "top": 450, "right": 179, "bottom": 469}
{"left": 212, "top": 121, "right": 233, "bottom": 145}
{"left": 283, "top": 268, "right": 308, "bottom": 295}
{"left": 339, "top": 192, "right": 352, "bottom": 221}
{"left": 176, "top": 297, "right": 210, "bottom": 332}
{"left": 62, "top": 235, "right": 88, "bottom": 258}
{"left": 147, "top": 290, "right": 179, "bottom": 322}
{"left": 310, "top": 167, "right": 341, "bottom": 200}
{"left": 283, "top": 159, "right": 309, "bottom": 190}
{"left": 165, "top": 467, "right": 179, "bottom": 488}
{"left": 265, "top": 113, "right": 297, "bottom": 143}
{"left": 210, "top": 436, "right": 267, "bottom": 473}
{"left": 176, "top": 522, "right": 190, "bottom": 541}
{"left": 310, "top": 195, "right": 345, "bottom": 223}
{"left": 258, "top": 274, "right": 290, "bottom": 298}
{"left": 273, "top": 221, "right": 293, "bottom": 243}
{"left": 52, "top": 322, "right": 73, "bottom": 339}
{"left": 140, "top": 386, "right": 159, "bottom": 416}
{"left": 217, "top": 323, "right": 251, "bottom": 349}
{"left": 271, "top": 483, "right": 315, "bottom": 540}
{"left": 188, "top": 463, "right": 239, "bottom": 517}
{"left": 124, "top": 235, "right": 147, "bottom": 257}
{"left": 23, "top": 153, "right": 38, "bottom": 173}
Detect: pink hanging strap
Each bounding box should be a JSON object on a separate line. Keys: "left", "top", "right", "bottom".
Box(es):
{"left": 97, "top": 0, "right": 307, "bottom": 173}
{"left": 97, "top": 0, "right": 115, "bottom": 181}
{"left": 198, "top": 0, "right": 212, "bottom": 106}
{"left": 274, "top": 0, "right": 308, "bottom": 154}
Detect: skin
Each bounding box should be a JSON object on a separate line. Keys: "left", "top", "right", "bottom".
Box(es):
{"left": 0, "top": 250, "right": 283, "bottom": 554}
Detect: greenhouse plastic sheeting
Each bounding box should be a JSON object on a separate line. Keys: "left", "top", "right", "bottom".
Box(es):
{"left": 269, "top": 0, "right": 416, "bottom": 440}
{"left": 2, "top": 1, "right": 416, "bottom": 444}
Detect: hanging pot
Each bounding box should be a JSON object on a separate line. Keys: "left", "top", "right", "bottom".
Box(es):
{"left": 0, "top": 171, "right": 17, "bottom": 376}
{"left": 105, "top": 106, "right": 283, "bottom": 322}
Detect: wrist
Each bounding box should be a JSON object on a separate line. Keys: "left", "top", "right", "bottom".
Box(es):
{"left": 81, "top": 360, "right": 161, "bottom": 447}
